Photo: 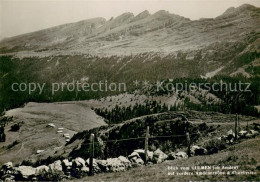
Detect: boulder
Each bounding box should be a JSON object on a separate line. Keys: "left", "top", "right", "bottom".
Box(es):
{"left": 128, "top": 151, "right": 140, "bottom": 159}
{"left": 49, "top": 160, "right": 63, "bottom": 172}
{"left": 72, "top": 157, "right": 85, "bottom": 168}
{"left": 62, "top": 159, "right": 72, "bottom": 168}
{"left": 133, "top": 158, "right": 144, "bottom": 166}
{"left": 190, "top": 145, "right": 207, "bottom": 156}
{"left": 175, "top": 151, "right": 188, "bottom": 159}
{"left": 14, "top": 166, "right": 36, "bottom": 179}
{"left": 36, "top": 150, "right": 44, "bottom": 154}
{"left": 107, "top": 158, "right": 127, "bottom": 172}
{"left": 152, "top": 149, "right": 168, "bottom": 163}
{"left": 3, "top": 162, "right": 13, "bottom": 169}
{"left": 239, "top": 130, "right": 247, "bottom": 137}
{"left": 47, "top": 123, "right": 55, "bottom": 128}
{"left": 128, "top": 151, "right": 144, "bottom": 165}
{"left": 129, "top": 156, "right": 144, "bottom": 166}
{"left": 97, "top": 158, "right": 128, "bottom": 172}
{"left": 250, "top": 130, "right": 259, "bottom": 136}
{"left": 81, "top": 166, "right": 89, "bottom": 173}
{"left": 35, "top": 165, "right": 49, "bottom": 175}
{"left": 133, "top": 149, "right": 153, "bottom": 161}
{"left": 118, "top": 156, "right": 132, "bottom": 169}
{"left": 245, "top": 130, "right": 259, "bottom": 138}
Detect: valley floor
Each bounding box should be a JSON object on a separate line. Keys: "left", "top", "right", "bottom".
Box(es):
{"left": 77, "top": 136, "right": 260, "bottom": 182}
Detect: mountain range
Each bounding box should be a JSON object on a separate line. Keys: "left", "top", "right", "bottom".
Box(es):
{"left": 0, "top": 4, "right": 259, "bottom": 92}
{"left": 0, "top": 4, "right": 259, "bottom": 56}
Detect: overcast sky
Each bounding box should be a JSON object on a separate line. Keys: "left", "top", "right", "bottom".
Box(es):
{"left": 0, "top": 0, "right": 259, "bottom": 38}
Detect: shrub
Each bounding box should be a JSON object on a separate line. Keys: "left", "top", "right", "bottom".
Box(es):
{"left": 204, "top": 138, "right": 226, "bottom": 154}
{"left": 37, "top": 170, "right": 65, "bottom": 181}
{"left": 10, "top": 123, "right": 20, "bottom": 132}
{"left": 0, "top": 126, "right": 6, "bottom": 142}
{"left": 7, "top": 140, "right": 19, "bottom": 149}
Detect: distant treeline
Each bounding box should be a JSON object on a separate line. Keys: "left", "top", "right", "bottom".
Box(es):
{"left": 95, "top": 76, "right": 259, "bottom": 124}
{"left": 95, "top": 101, "right": 174, "bottom": 124}
{"left": 0, "top": 55, "right": 259, "bottom": 119}
{"left": 151, "top": 76, "right": 260, "bottom": 117}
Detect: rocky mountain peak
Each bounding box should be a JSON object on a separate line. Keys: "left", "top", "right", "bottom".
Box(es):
{"left": 152, "top": 10, "right": 170, "bottom": 17}
{"left": 131, "top": 10, "right": 150, "bottom": 22}
{"left": 218, "top": 4, "right": 257, "bottom": 18}
{"left": 114, "top": 12, "right": 134, "bottom": 22}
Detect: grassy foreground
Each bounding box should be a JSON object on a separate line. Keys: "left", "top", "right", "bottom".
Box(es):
{"left": 76, "top": 136, "right": 260, "bottom": 182}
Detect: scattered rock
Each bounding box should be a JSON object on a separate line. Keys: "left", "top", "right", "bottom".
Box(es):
{"left": 118, "top": 156, "right": 132, "bottom": 169}
{"left": 128, "top": 151, "right": 144, "bottom": 166}
{"left": 133, "top": 149, "right": 153, "bottom": 161}
{"left": 49, "top": 160, "right": 63, "bottom": 172}
{"left": 175, "top": 151, "right": 188, "bottom": 159}
{"left": 153, "top": 149, "right": 168, "bottom": 163}
{"left": 239, "top": 130, "right": 247, "bottom": 137}
{"left": 128, "top": 151, "right": 140, "bottom": 159}
{"left": 36, "top": 150, "right": 44, "bottom": 154}
{"left": 81, "top": 166, "right": 89, "bottom": 173}
{"left": 250, "top": 129, "right": 259, "bottom": 136}
{"left": 3, "top": 162, "right": 13, "bottom": 169}
{"left": 97, "top": 157, "right": 129, "bottom": 172}
{"left": 245, "top": 130, "right": 259, "bottom": 138}
{"left": 14, "top": 166, "right": 36, "bottom": 179}
{"left": 35, "top": 165, "right": 49, "bottom": 175}
{"left": 57, "top": 130, "right": 63, "bottom": 134}
{"left": 62, "top": 159, "right": 72, "bottom": 168}
{"left": 133, "top": 158, "right": 144, "bottom": 166}
{"left": 73, "top": 157, "right": 86, "bottom": 168}
{"left": 47, "top": 123, "right": 55, "bottom": 128}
